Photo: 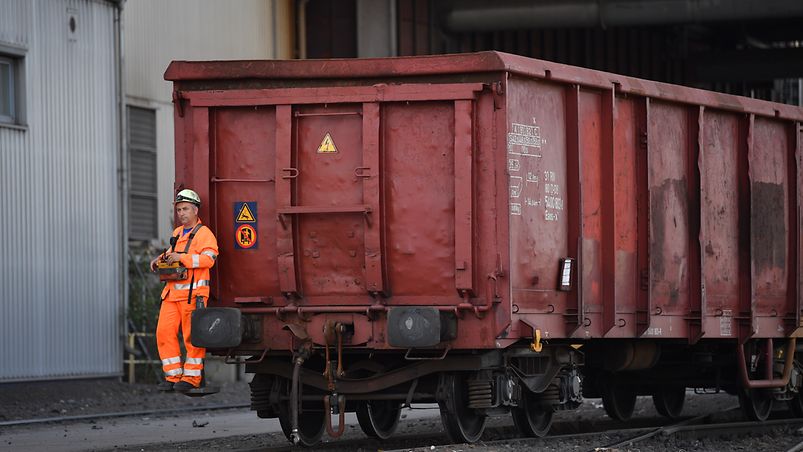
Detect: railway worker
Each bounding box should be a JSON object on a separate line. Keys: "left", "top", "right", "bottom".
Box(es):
{"left": 149, "top": 189, "right": 219, "bottom": 393}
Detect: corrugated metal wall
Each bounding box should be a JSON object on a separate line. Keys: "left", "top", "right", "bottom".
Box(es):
{"left": 0, "top": 0, "right": 121, "bottom": 381}
{"left": 124, "top": 0, "right": 276, "bottom": 240}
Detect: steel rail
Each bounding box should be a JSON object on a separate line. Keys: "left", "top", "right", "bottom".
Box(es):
{"left": 787, "top": 438, "right": 803, "bottom": 452}
{"left": 592, "top": 406, "right": 803, "bottom": 452}
{"left": 379, "top": 406, "right": 803, "bottom": 452}
{"left": 591, "top": 408, "right": 738, "bottom": 451}
{"left": 0, "top": 402, "right": 250, "bottom": 428}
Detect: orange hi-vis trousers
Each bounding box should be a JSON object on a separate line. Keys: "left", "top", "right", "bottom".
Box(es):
{"left": 156, "top": 295, "right": 206, "bottom": 387}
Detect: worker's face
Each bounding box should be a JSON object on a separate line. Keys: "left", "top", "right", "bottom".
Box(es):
{"left": 175, "top": 202, "right": 198, "bottom": 226}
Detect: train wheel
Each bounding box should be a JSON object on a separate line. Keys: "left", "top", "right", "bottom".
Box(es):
{"left": 278, "top": 399, "right": 325, "bottom": 446}
{"left": 511, "top": 389, "right": 553, "bottom": 437}
{"left": 739, "top": 388, "right": 773, "bottom": 421}
{"left": 356, "top": 400, "right": 401, "bottom": 440}
{"left": 602, "top": 381, "right": 637, "bottom": 421}
{"left": 438, "top": 373, "right": 488, "bottom": 443}
{"left": 652, "top": 386, "right": 686, "bottom": 419}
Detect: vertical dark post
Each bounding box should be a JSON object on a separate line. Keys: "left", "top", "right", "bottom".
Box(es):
{"left": 601, "top": 87, "right": 617, "bottom": 335}
{"left": 564, "top": 85, "right": 584, "bottom": 335}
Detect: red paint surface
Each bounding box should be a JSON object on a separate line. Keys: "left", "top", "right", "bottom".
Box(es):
{"left": 166, "top": 51, "right": 803, "bottom": 351}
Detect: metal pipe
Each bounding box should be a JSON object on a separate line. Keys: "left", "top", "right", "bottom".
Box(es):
{"left": 297, "top": 0, "right": 308, "bottom": 59}
{"left": 445, "top": 0, "right": 803, "bottom": 32}
{"left": 290, "top": 354, "right": 304, "bottom": 445}
{"left": 241, "top": 303, "right": 491, "bottom": 316}
{"left": 293, "top": 392, "right": 431, "bottom": 401}
{"left": 210, "top": 177, "right": 274, "bottom": 183}
{"left": 270, "top": 0, "right": 277, "bottom": 60}
{"left": 737, "top": 338, "right": 796, "bottom": 389}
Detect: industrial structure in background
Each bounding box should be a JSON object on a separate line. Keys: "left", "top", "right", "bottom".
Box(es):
{"left": 305, "top": 0, "right": 803, "bottom": 106}
{"left": 2, "top": 0, "right": 802, "bottom": 382}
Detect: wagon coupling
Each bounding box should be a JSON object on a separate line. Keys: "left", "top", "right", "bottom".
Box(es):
{"left": 322, "top": 320, "right": 347, "bottom": 386}
{"left": 323, "top": 393, "right": 346, "bottom": 438}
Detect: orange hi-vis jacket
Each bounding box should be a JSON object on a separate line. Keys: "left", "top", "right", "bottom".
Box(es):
{"left": 161, "top": 221, "right": 219, "bottom": 301}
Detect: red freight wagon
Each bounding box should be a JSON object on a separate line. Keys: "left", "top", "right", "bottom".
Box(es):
{"left": 165, "top": 52, "right": 803, "bottom": 445}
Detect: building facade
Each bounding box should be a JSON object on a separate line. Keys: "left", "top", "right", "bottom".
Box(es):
{"left": 0, "top": 0, "right": 294, "bottom": 382}
{"left": 124, "top": 0, "right": 293, "bottom": 242}
{"left": 0, "top": 0, "right": 124, "bottom": 381}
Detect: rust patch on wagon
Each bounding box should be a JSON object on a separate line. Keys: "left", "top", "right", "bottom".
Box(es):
{"left": 650, "top": 178, "right": 688, "bottom": 279}
{"left": 751, "top": 182, "right": 786, "bottom": 270}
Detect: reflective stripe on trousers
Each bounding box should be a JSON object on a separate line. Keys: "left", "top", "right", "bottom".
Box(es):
{"left": 162, "top": 356, "right": 181, "bottom": 366}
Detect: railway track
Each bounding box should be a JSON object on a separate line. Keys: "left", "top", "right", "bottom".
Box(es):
{"left": 9, "top": 400, "right": 803, "bottom": 451}
{"left": 595, "top": 412, "right": 803, "bottom": 451}
{"left": 0, "top": 402, "right": 250, "bottom": 428}
{"left": 379, "top": 407, "right": 803, "bottom": 452}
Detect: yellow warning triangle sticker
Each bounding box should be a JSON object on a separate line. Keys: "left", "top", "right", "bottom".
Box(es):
{"left": 317, "top": 132, "right": 338, "bottom": 153}
{"left": 236, "top": 203, "right": 256, "bottom": 222}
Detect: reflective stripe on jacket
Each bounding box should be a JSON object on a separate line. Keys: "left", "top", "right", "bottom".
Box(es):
{"left": 161, "top": 221, "right": 219, "bottom": 301}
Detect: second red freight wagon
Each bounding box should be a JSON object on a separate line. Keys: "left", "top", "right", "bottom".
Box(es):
{"left": 165, "top": 51, "right": 803, "bottom": 445}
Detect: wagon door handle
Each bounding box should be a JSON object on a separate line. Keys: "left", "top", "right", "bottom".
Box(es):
{"left": 354, "top": 167, "right": 371, "bottom": 178}
{"left": 277, "top": 205, "right": 372, "bottom": 215}
{"left": 282, "top": 168, "right": 299, "bottom": 179}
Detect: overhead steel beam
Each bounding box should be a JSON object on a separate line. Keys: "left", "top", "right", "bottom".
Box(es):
{"left": 444, "top": 0, "right": 803, "bottom": 32}
{"left": 688, "top": 47, "right": 803, "bottom": 82}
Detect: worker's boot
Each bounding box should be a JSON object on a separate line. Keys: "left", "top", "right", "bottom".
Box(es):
{"left": 157, "top": 380, "right": 175, "bottom": 392}
{"left": 173, "top": 381, "right": 198, "bottom": 393}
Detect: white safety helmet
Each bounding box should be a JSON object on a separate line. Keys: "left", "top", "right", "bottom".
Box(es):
{"left": 175, "top": 189, "right": 201, "bottom": 207}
